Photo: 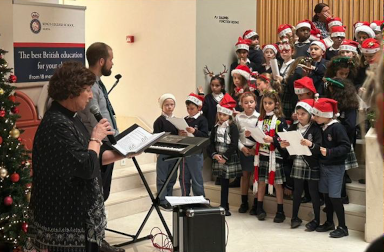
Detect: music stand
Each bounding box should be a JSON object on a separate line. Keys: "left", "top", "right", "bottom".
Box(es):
{"left": 106, "top": 155, "right": 182, "bottom": 246}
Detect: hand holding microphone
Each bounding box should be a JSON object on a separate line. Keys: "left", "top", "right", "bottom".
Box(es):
{"left": 90, "top": 105, "right": 117, "bottom": 145}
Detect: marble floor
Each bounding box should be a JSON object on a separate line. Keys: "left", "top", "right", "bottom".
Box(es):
{"left": 106, "top": 205, "right": 370, "bottom": 252}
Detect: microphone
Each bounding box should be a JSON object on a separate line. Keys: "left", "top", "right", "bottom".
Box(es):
{"left": 108, "top": 74, "right": 122, "bottom": 94}
{"left": 90, "top": 105, "right": 117, "bottom": 145}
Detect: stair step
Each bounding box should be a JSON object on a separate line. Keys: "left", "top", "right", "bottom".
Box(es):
{"left": 204, "top": 181, "right": 365, "bottom": 231}
{"left": 110, "top": 163, "right": 157, "bottom": 193}
{"left": 106, "top": 182, "right": 181, "bottom": 221}
{"left": 347, "top": 167, "right": 365, "bottom": 181}
{"left": 346, "top": 180, "right": 366, "bottom": 205}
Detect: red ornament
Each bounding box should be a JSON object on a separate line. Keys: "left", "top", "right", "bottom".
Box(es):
{"left": 25, "top": 183, "right": 32, "bottom": 189}
{"left": 11, "top": 107, "right": 19, "bottom": 114}
{"left": 8, "top": 95, "right": 16, "bottom": 103}
{"left": 21, "top": 222, "right": 28, "bottom": 233}
{"left": 9, "top": 75, "right": 17, "bottom": 83}
{"left": 10, "top": 173, "right": 20, "bottom": 183}
{"left": 18, "top": 137, "right": 22, "bottom": 142}
{"left": 0, "top": 136, "right": 2, "bottom": 145}
{"left": 0, "top": 110, "right": 5, "bottom": 117}
{"left": 4, "top": 196, "right": 13, "bottom": 206}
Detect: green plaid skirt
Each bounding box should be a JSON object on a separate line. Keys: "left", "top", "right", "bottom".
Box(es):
{"left": 257, "top": 156, "right": 286, "bottom": 184}
{"left": 212, "top": 142, "right": 242, "bottom": 179}
{"left": 291, "top": 156, "right": 320, "bottom": 180}
{"left": 345, "top": 145, "right": 358, "bottom": 170}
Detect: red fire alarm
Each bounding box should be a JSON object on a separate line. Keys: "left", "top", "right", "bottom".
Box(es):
{"left": 126, "top": 35, "right": 134, "bottom": 43}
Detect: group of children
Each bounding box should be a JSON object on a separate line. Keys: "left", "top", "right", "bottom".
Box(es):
{"left": 153, "top": 18, "right": 383, "bottom": 239}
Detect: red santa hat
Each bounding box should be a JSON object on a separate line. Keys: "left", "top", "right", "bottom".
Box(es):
{"left": 326, "top": 17, "right": 343, "bottom": 30}
{"left": 235, "top": 37, "right": 251, "bottom": 51}
{"left": 216, "top": 93, "right": 236, "bottom": 116}
{"left": 309, "top": 39, "right": 326, "bottom": 52}
{"left": 339, "top": 39, "right": 359, "bottom": 53}
{"left": 186, "top": 93, "right": 204, "bottom": 107}
{"left": 309, "top": 27, "right": 322, "bottom": 41}
{"left": 313, "top": 98, "right": 339, "bottom": 118}
{"left": 353, "top": 21, "right": 367, "bottom": 30}
{"left": 294, "top": 77, "right": 317, "bottom": 95}
{"left": 243, "top": 30, "right": 258, "bottom": 39}
{"left": 370, "top": 20, "right": 384, "bottom": 32}
{"left": 355, "top": 23, "right": 375, "bottom": 38}
{"left": 296, "top": 99, "right": 315, "bottom": 114}
{"left": 231, "top": 64, "right": 251, "bottom": 80}
{"left": 262, "top": 44, "right": 278, "bottom": 54}
{"left": 330, "top": 26, "right": 346, "bottom": 38}
{"left": 296, "top": 20, "right": 312, "bottom": 30}
{"left": 361, "top": 38, "right": 381, "bottom": 54}
{"left": 277, "top": 24, "right": 293, "bottom": 38}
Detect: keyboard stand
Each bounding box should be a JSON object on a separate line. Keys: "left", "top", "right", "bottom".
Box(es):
{"left": 106, "top": 156, "right": 182, "bottom": 247}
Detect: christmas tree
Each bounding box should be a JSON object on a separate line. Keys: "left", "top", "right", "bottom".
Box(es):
{"left": 0, "top": 49, "right": 32, "bottom": 251}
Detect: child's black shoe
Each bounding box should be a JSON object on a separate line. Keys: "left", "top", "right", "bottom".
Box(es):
{"left": 249, "top": 205, "right": 257, "bottom": 215}
{"left": 315, "top": 221, "right": 335, "bottom": 232}
{"left": 256, "top": 210, "right": 267, "bottom": 220}
{"left": 330, "top": 226, "right": 349, "bottom": 238}
{"left": 225, "top": 209, "right": 232, "bottom": 216}
{"left": 290, "top": 217, "right": 302, "bottom": 228}
{"left": 305, "top": 219, "right": 319, "bottom": 231}
{"left": 273, "top": 212, "right": 286, "bottom": 223}
{"left": 238, "top": 202, "right": 249, "bottom": 213}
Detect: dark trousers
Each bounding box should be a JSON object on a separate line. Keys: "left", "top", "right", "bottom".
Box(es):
{"left": 101, "top": 162, "right": 115, "bottom": 201}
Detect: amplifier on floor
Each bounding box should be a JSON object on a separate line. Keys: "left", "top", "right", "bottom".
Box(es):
{"left": 173, "top": 204, "right": 226, "bottom": 252}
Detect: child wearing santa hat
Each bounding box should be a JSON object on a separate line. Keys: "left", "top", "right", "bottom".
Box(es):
{"left": 370, "top": 20, "right": 383, "bottom": 41}
{"left": 325, "top": 26, "right": 346, "bottom": 60}
{"left": 153, "top": 93, "right": 179, "bottom": 210}
{"left": 277, "top": 24, "right": 294, "bottom": 43}
{"left": 354, "top": 22, "right": 376, "bottom": 45}
{"left": 243, "top": 29, "right": 264, "bottom": 68}
{"left": 229, "top": 37, "right": 258, "bottom": 94}
{"left": 260, "top": 44, "right": 279, "bottom": 74}
{"left": 294, "top": 20, "right": 312, "bottom": 58}
{"left": 231, "top": 64, "right": 252, "bottom": 113}
{"left": 280, "top": 99, "right": 322, "bottom": 230}
{"left": 308, "top": 40, "right": 328, "bottom": 96}
{"left": 177, "top": 93, "right": 208, "bottom": 197}
{"left": 312, "top": 98, "right": 350, "bottom": 238}
{"left": 338, "top": 40, "right": 360, "bottom": 61}
{"left": 360, "top": 38, "right": 381, "bottom": 67}
{"left": 207, "top": 94, "right": 242, "bottom": 216}
{"left": 253, "top": 90, "right": 288, "bottom": 223}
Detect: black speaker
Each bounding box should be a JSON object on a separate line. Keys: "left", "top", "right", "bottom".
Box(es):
{"left": 173, "top": 204, "right": 226, "bottom": 252}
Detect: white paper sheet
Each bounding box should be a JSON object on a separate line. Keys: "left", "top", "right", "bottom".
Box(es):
{"left": 166, "top": 117, "right": 194, "bottom": 137}
{"left": 247, "top": 126, "right": 266, "bottom": 144}
{"left": 270, "top": 59, "right": 280, "bottom": 78}
{"left": 278, "top": 131, "right": 312, "bottom": 156}
{"left": 165, "top": 196, "right": 210, "bottom": 206}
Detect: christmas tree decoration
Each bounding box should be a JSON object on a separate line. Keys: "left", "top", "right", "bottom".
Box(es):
{"left": 25, "top": 192, "right": 31, "bottom": 203}
{"left": 10, "top": 173, "right": 20, "bottom": 183}
{"left": 0, "top": 167, "right": 8, "bottom": 178}
{"left": 4, "top": 196, "right": 13, "bottom": 206}
{"left": 10, "top": 128, "right": 20, "bottom": 138}
{"left": 0, "top": 49, "right": 32, "bottom": 250}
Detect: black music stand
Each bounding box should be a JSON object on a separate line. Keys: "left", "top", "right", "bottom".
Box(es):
{"left": 106, "top": 155, "right": 182, "bottom": 246}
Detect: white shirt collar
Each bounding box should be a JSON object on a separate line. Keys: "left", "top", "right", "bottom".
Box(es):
{"left": 282, "top": 59, "right": 294, "bottom": 66}
{"left": 322, "top": 119, "right": 338, "bottom": 131}
{"left": 238, "top": 110, "right": 260, "bottom": 119}
{"left": 329, "top": 46, "right": 339, "bottom": 51}
{"left": 162, "top": 112, "right": 174, "bottom": 119}
{"left": 187, "top": 111, "right": 202, "bottom": 119}
{"left": 238, "top": 58, "right": 251, "bottom": 64}
{"left": 215, "top": 120, "right": 229, "bottom": 128}
{"left": 295, "top": 39, "right": 310, "bottom": 44}
{"left": 266, "top": 111, "right": 274, "bottom": 116}
{"left": 212, "top": 92, "right": 224, "bottom": 102}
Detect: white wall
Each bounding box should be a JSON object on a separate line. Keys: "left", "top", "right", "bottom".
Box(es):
{"left": 196, "top": 0, "right": 256, "bottom": 92}
{"left": 64, "top": 0, "right": 196, "bottom": 129}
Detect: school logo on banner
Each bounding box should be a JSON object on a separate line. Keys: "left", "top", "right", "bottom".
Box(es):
{"left": 30, "top": 12, "right": 41, "bottom": 34}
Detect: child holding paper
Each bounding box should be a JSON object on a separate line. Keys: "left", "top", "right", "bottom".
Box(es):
{"left": 253, "top": 90, "right": 288, "bottom": 223}
{"left": 259, "top": 44, "right": 279, "bottom": 74}
{"left": 207, "top": 94, "right": 241, "bottom": 216}
{"left": 235, "top": 92, "right": 260, "bottom": 214}
{"left": 153, "top": 93, "right": 179, "bottom": 210}
{"left": 178, "top": 93, "right": 209, "bottom": 197}
{"left": 280, "top": 99, "right": 322, "bottom": 230}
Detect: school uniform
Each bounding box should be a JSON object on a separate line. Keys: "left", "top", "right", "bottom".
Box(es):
{"left": 235, "top": 111, "right": 260, "bottom": 172}
{"left": 318, "top": 120, "right": 351, "bottom": 198}
{"left": 279, "top": 59, "right": 296, "bottom": 120}
{"left": 309, "top": 58, "right": 328, "bottom": 96}
{"left": 179, "top": 112, "right": 209, "bottom": 196}
{"left": 202, "top": 93, "right": 224, "bottom": 132}
{"left": 257, "top": 115, "right": 288, "bottom": 184}
{"left": 229, "top": 59, "right": 258, "bottom": 93}
{"left": 294, "top": 39, "right": 310, "bottom": 58}
{"left": 325, "top": 47, "right": 339, "bottom": 61}
{"left": 248, "top": 47, "right": 264, "bottom": 72}
{"left": 339, "top": 109, "right": 359, "bottom": 170}
{"left": 153, "top": 113, "right": 179, "bottom": 204}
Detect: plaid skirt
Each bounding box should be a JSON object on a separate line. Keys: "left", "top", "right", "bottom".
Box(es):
{"left": 291, "top": 156, "right": 320, "bottom": 181}
{"left": 257, "top": 156, "right": 285, "bottom": 184}
{"left": 345, "top": 145, "right": 358, "bottom": 170}
{"left": 212, "top": 142, "right": 242, "bottom": 179}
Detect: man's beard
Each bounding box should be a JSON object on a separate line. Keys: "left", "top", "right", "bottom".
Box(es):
{"left": 101, "top": 64, "right": 112, "bottom": 76}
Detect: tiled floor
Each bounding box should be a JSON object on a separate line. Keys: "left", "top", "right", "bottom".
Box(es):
{"left": 106, "top": 205, "right": 370, "bottom": 252}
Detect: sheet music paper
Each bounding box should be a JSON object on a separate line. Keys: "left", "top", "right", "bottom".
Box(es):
{"left": 270, "top": 59, "right": 280, "bottom": 78}
{"left": 278, "top": 131, "right": 312, "bottom": 156}
{"left": 166, "top": 117, "right": 194, "bottom": 137}
{"left": 113, "top": 127, "right": 165, "bottom": 155}
{"left": 165, "top": 196, "right": 210, "bottom": 206}
{"left": 247, "top": 126, "right": 266, "bottom": 144}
